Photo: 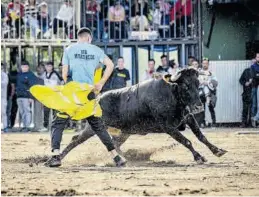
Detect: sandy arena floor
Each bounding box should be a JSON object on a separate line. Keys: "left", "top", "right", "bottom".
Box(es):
{"left": 1, "top": 128, "right": 259, "bottom": 196}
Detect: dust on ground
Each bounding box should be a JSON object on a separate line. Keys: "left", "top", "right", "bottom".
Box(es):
{"left": 1, "top": 128, "right": 259, "bottom": 196}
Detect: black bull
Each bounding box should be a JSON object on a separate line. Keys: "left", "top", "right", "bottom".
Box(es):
{"left": 59, "top": 68, "right": 227, "bottom": 164}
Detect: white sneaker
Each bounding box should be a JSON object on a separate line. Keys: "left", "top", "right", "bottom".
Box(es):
{"left": 39, "top": 128, "right": 48, "bottom": 132}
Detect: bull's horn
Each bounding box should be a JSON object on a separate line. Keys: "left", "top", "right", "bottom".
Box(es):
{"left": 170, "top": 72, "right": 181, "bottom": 82}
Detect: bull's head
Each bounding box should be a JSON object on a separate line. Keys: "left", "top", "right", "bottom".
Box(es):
{"left": 163, "top": 68, "right": 203, "bottom": 114}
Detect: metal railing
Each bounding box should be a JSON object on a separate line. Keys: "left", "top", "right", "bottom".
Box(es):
{"left": 1, "top": 0, "right": 200, "bottom": 42}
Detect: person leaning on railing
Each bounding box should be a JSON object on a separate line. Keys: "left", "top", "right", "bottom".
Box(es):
{"left": 4, "top": 0, "right": 25, "bottom": 38}
{"left": 52, "top": 0, "right": 76, "bottom": 39}
{"left": 108, "top": 0, "right": 126, "bottom": 40}
{"left": 37, "top": 2, "right": 50, "bottom": 37}
{"left": 130, "top": 0, "right": 150, "bottom": 31}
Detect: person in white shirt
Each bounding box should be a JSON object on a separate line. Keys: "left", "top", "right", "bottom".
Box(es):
{"left": 52, "top": 0, "right": 76, "bottom": 38}
{"left": 141, "top": 59, "right": 156, "bottom": 82}
{"left": 1, "top": 64, "right": 9, "bottom": 133}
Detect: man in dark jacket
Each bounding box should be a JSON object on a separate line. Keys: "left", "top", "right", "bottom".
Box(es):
{"left": 16, "top": 61, "right": 38, "bottom": 132}
{"left": 239, "top": 67, "right": 252, "bottom": 127}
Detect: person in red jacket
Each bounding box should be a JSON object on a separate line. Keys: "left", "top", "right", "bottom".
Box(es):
{"left": 170, "top": 0, "right": 192, "bottom": 38}
{"left": 5, "top": 0, "right": 25, "bottom": 38}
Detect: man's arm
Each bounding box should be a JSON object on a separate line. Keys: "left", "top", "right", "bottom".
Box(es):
{"left": 62, "top": 65, "right": 69, "bottom": 83}
{"left": 99, "top": 56, "right": 114, "bottom": 85}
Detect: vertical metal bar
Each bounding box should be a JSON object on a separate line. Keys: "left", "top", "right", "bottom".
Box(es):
{"left": 97, "top": 9, "right": 100, "bottom": 40}
{"left": 108, "top": 0, "right": 111, "bottom": 40}
{"left": 166, "top": 44, "right": 169, "bottom": 64}
{"left": 140, "top": 1, "right": 143, "bottom": 31}
{"left": 181, "top": 43, "right": 186, "bottom": 67}
{"left": 3, "top": 44, "right": 7, "bottom": 66}
{"left": 150, "top": 44, "right": 154, "bottom": 59}
{"left": 129, "top": 0, "right": 132, "bottom": 33}
{"left": 197, "top": 0, "right": 203, "bottom": 64}
{"left": 73, "top": 0, "right": 76, "bottom": 40}
{"left": 82, "top": 0, "right": 86, "bottom": 27}
{"left": 48, "top": 45, "right": 52, "bottom": 62}
{"left": 134, "top": 45, "right": 139, "bottom": 84}
{"left": 33, "top": 44, "right": 36, "bottom": 70}
{"left": 184, "top": 0, "right": 187, "bottom": 37}
{"left": 18, "top": 45, "right": 22, "bottom": 71}
{"left": 119, "top": 45, "right": 123, "bottom": 57}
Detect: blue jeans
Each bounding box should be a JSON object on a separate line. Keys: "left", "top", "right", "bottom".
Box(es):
{"left": 254, "top": 87, "right": 259, "bottom": 120}
{"left": 252, "top": 87, "right": 258, "bottom": 117}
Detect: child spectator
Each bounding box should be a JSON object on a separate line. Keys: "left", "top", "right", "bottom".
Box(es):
{"left": 16, "top": 61, "right": 38, "bottom": 132}
{"left": 41, "top": 62, "right": 62, "bottom": 131}
{"left": 52, "top": 0, "right": 76, "bottom": 38}
{"left": 5, "top": 0, "right": 25, "bottom": 38}
{"left": 37, "top": 2, "right": 50, "bottom": 36}
{"left": 24, "top": 0, "right": 39, "bottom": 38}
{"left": 108, "top": 0, "right": 126, "bottom": 39}
{"left": 130, "top": 0, "right": 149, "bottom": 31}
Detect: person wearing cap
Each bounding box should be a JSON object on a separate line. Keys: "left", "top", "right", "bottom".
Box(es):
{"left": 199, "top": 58, "right": 217, "bottom": 127}
{"left": 16, "top": 61, "right": 38, "bottom": 132}
{"left": 44, "top": 27, "right": 127, "bottom": 168}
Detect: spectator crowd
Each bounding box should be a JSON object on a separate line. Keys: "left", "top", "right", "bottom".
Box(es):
{"left": 1, "top": 0, "right": 195, "bottom": 40}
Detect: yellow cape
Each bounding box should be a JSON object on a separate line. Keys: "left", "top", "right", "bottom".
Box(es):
{"left": 30, "top": 68, "right": 104, "bottom": 120}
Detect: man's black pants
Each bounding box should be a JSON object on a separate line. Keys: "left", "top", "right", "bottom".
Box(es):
{"left": 242, "top": 96, "right": 252, "bottom": 125}
{"left": 51, "top": 114, "right": 115, "bottom": 152}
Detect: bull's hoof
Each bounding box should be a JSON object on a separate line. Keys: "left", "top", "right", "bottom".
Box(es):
{"left": 195, "top": 155, "right": 207, "bottom": 164}
{"left": 214, "top": 149, "right": 227, "bottom": 157}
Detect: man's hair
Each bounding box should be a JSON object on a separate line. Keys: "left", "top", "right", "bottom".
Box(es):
{"left": 118, "top": 56, "right": 124, "bottom": 60}
{"left": 188, "top": 56, "right": 196, "bottom": 60}
{"left": 21, "top": 61, "right": 30, "bottom": 66}
{"left": 46, "top": 61, "right": 54, "bottom": 66}
{"left": 160, "top": 54, "right": 167, "bottom": 59}
{"left": 77, "top": 27, "right": 93, "bottom": 38}
{"left": 202, "top": 57, "right": 210, "bottom": 62}
{"left": 149, "top": 59, "right": 155, "bottom": 64}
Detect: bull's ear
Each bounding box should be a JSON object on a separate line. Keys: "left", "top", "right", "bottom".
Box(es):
{"left": 163, "top": 74, "right": 172, "bottom": 83}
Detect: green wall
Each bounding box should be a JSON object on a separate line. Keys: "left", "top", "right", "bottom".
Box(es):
{"left": 202, "top": 4, "right": 259, "bottom": 60}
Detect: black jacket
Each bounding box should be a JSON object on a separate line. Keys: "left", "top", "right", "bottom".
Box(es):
{"left": 239, "top": 68, "right": 252, "bottom": 101}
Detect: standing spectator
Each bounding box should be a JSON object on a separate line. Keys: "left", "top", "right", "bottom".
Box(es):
{"left": 37, "top": 2, "right": 50, "bottom": 36}
{"left": 108, "top": 1, "right": 126, "bottom": 39}
{"left": 158, "top": 0, "right": 171, "bottom": 25}
{"left": 110, "top": 57, "right": 130, "bottom": 89}
{"left": 152, "top": 1, "right": 162, "bottom": 31}
{"left": 85, "top": 0, "right": 100, "bottom": 39}
{"left": 250, "top": 53, "right": 259, "bottom": 127}
{"left": 42, "top": 62, "right": 62, "bottom": 131}
{"left": 52, "top": 0, "right": 76, "bottom": 38}
{"left": 130, "top": 0, "right": 149, "bottom": 31}
{"left": 24, "top": 0, "right": 39, "bottom": 38}
{"left": 5, "top": 0, "right": 25, "bottom": 38}
{"left": 1, "top": 64, "right": 9, "bottom": 133}
{"left": 16, "top": 61, "right": 38, "bottom": 132}
{"left": 141, "top": 59, "right": 156, "bottom": 81}
{"left": 187, "top": 56, "right": 195, "bottom": 67}
{"left": 199, "top": 58, "right": 218, "bottom": 127}
{"left": 156, "top": 54, "right": 173, "bottom": 75}
{"left": 191, "top": 59, "right": 199, "bottom": 70}
{"left": 7, "top": 69, "right": 18, "bottom": 129}
{"left": 239, "top": 65, "right": 252, "bottom": 127}
{"left": 34, "top": 63, "right": 45, "bottom": 132}
{"left": 170, "top": 0, "right": 192, "bottom": 37}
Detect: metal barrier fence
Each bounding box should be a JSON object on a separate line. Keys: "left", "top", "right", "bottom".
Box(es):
{"left": 1, "top": 0, "right": 200, "bottom": 42}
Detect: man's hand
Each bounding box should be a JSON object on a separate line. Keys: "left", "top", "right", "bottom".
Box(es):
{"left": 245, "top": 81, "right": 250, "bottom": 86}
{"left": 93, "top": 81, "right": 104, "bottom": 94}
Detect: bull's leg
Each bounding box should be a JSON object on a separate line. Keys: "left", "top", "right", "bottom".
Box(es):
{"left": 187, "top": 113, "right": 227, "bottom": 157}
{"left": 112, "top": 133, "right": 130, "bottom": 154}
{"left": 167, "top": 130, "right": 207, "bottom": 164}
{"left": 59, "top": 127, "right": 95, "bottom": 160}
